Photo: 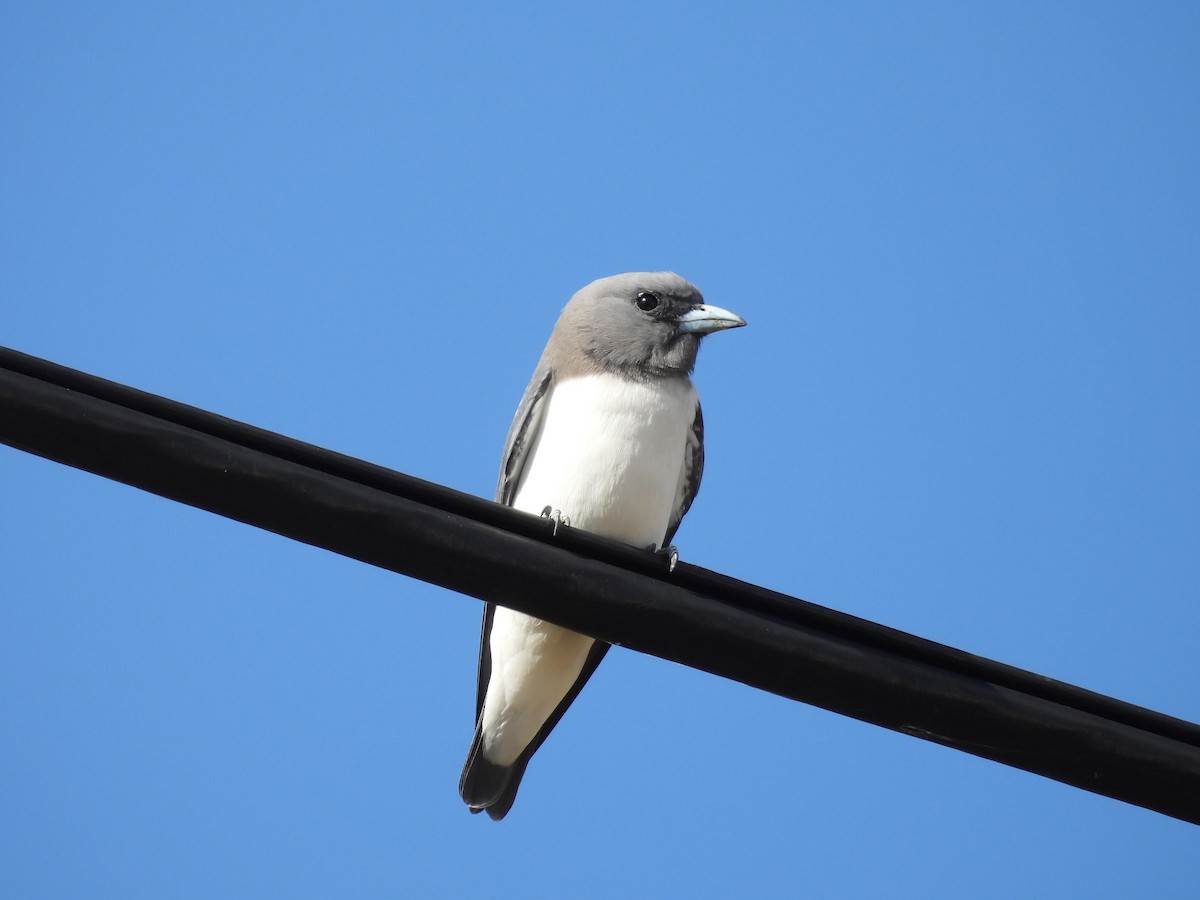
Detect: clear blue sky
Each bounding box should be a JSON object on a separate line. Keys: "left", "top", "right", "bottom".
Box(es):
{"left": 3, "top": 2, "right": 1198, "bottom": 897}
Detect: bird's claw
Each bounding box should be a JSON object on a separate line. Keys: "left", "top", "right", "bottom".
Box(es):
{"left": 540, "top": 506, "right": 571, "bottom": 536}
{"left": 652, "top": 543, "right": 680, "bottom": 573}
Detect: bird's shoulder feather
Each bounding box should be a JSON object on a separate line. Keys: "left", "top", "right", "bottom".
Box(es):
{"left": 496, "top": 367, "right": 554, "bottom": 505}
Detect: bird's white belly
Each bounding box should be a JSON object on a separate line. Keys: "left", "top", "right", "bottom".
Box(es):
{"left": 481, "top": 372, "right": 697, "bottom": 765}
{"left": 512, "top": 372, "right": 697, "bottom": 549}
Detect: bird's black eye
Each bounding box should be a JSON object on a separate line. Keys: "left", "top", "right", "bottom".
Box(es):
{"left": 635, "top": 291, "right": 660, "bottom": 312}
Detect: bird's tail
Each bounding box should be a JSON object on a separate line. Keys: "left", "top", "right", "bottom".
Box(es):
{"left": 458, "top": 724, "right": 528, "bottom": 821}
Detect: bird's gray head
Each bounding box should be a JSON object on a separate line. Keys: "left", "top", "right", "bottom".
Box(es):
{"left": 542, "top": 272, "right": 746, "bottom": 380}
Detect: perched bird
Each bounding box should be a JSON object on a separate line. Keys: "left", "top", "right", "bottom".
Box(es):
{"left": 458, "top": 272, "right": 745, "bottom": 820}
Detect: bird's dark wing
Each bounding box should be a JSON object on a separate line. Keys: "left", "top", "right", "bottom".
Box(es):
{"left": 471, "top": 367, "right": 553, "bottom": 720}
{"left": 664, "top": 400, "right": 704, "bottom": 546}
{"left": 495, "top": 367, "right": 554, "bottom": 507}
{"left": 468, "top": 367, "right": 552, "bottom": 716}
{"left": 460, "top": 365, "right": 616, "bottom": 819}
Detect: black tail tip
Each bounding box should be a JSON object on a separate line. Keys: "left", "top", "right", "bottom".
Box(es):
{"left": 460, "top": 733, "right": 522, "bottom": 821}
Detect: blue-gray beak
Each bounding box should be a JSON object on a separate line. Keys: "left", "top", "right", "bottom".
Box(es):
{"left": 676, "top": 304, "right": 747, "bottom": 335}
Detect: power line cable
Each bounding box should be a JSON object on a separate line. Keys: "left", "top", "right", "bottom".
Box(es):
{"left": 2, "top": 346, "right": 1197, "bottom": 824}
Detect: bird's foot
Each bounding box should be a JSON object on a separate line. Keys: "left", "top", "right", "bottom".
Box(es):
{"left": 651, "top": 543, "right": 680, "bottom": 573}
{"left": 540, "top": 506, "right": 571, "bottom": 536}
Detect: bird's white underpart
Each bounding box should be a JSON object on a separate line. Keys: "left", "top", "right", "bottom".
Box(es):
{"left": 479, "top": 371, "right": 698, "bottom": 766}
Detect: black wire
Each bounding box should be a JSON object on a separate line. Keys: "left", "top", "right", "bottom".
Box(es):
{"left": 2, "top": 345, "right": 1198, "bottom": 824}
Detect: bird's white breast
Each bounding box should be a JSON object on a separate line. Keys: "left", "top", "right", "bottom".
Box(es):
{"left": 481, "top": 371, "right": 697, "bottom": 767}
{"left": 512, "top": 371, "right": 697, "bottom": 550}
